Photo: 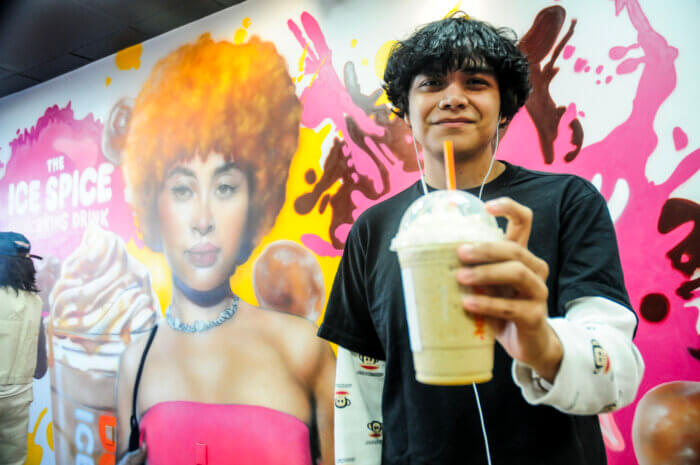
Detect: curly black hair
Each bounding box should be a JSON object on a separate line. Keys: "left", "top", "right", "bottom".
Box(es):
{"left": 0, "top": 255, "right": 39, "bottom": 294}
{"left": 383, "top": 12, "right": 531, "bottom": 123}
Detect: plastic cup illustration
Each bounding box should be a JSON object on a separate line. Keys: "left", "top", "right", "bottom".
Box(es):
{"left": 47, "top": 225, "right": 159, "bottom": 464}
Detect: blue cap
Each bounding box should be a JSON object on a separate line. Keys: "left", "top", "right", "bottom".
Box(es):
{"left": 0, "top": 232, "right": 42, "bottom": 259}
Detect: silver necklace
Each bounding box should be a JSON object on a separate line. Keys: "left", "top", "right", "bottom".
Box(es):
{"left": 165, "top": 296, "right": 240, "bottom": 333}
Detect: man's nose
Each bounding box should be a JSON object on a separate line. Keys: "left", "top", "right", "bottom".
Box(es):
{"left": 438, "top": 83, "right": 468, "bottom": 110}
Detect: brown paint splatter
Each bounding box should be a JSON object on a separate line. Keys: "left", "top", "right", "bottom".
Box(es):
{"left": 294, "top": 63, "right": 417, "bottom": 249}
{"left": 518, "top": 6, "right": 583, "bottom": 164}
{"left": 640, "top": 292, "right": 670, "bottom": 322}
{"left": 305, "top": 169, "right": 317, "bottom": 184}
{"left": 659, "top": 198, "right": 700, "bottom": 276}
{"left": 688, "top": 348, "right": 700, "bottom": 361}
{"left": 658, "top": 198, "right": 700, "bottom": 301}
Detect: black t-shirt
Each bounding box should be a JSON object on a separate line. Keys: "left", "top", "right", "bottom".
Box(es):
{"left": 318, "top": 162, "right": 633, "bottom": 465}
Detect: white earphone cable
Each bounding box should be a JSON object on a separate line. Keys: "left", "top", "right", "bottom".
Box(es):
{"left": 411, "top": 116, "right": 501, "bottom": 200}
{"left": 478, "top": 118, "right": 500, "bottom": 201}
{"left": 473, "top": 382, "right": 493, "bottom": 465}
{"left": 412, "top": 135, "right": 429, "bottom": 195}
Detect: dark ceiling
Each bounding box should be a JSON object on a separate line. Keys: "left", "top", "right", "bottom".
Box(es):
{"left": 0, "top": 0, "right": 246, "bottom": 99}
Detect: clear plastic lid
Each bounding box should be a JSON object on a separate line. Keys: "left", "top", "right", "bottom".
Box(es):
{"left": 390, "top": 190, "right": 503, "bottom": 250}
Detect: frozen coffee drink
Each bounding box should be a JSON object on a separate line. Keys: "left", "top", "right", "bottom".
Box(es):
{"left": 391, "top": 190, "right": 504, "bottom": 385}
{"left": 47, "top": 225, "right": 159, "bottom": 464}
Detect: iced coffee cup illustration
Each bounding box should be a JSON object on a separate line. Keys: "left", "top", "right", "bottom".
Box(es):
{"left": 47, "top": 225, "right": 159, "bottom": 464}
{"left": 391, "top": 189, "right": 504, "bottom": 385}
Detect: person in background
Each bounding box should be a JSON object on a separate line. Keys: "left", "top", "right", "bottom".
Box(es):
{"left": 0, "top": 232, "right": 47, "bottom": 465}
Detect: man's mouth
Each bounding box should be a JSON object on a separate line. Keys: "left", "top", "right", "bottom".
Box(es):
{"left": 434, "top": 117, "right": 475, "bottom": 127}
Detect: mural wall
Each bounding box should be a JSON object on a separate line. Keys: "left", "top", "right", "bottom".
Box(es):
{"left": 0, "top": 0, "right": 697, "bottom": 464}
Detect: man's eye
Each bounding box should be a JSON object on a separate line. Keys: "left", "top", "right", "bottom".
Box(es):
{"left": 171, "top": 185, "right": 192, "bottom": 200}
{"left": 467, "top": 78, "right": 488, "bottom": 87}
{"left": 421, "top": 79, "right": 440, "bottom": 87}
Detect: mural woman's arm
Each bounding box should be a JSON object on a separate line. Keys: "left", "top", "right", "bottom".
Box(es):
{"left": 314, "top": 340, "right": 336, "bottom": 464}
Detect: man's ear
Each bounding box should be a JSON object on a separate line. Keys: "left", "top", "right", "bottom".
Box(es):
{"left": 403, "top": 113, "right": 411, "bottom": 127}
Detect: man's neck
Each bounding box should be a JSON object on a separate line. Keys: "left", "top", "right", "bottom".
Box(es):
{"left": 423, "top": 147, "right": 505, "bottom": 190}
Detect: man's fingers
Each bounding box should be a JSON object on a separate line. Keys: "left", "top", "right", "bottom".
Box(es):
{"left": 456, "top": 260, "right": 548, "bottom": 300}
{"left": 457, "top": 241, "right": 549, "bottom": 280}
{"left": 485, "top": 197, "right": 533, "bottom": 247}
{"left": 462, "top": 293, "right": 544, "bottom": 328}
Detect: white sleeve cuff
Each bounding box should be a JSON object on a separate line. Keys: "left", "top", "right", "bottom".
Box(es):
{"left": 512, "top": 297, "right": 644, "bottom": 414}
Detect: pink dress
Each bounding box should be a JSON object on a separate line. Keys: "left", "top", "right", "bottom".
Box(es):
{"left": 139, "top": 401, "right": 313, "bottom": 465}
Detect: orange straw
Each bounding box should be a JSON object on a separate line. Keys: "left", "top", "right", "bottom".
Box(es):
{"left": 443, "top": 139, "right": 456, "bottom": 190}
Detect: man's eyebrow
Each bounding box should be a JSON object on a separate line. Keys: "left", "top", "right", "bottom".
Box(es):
{"left": 165, "top": 166, "right": 195, "bottom": 179}
{"left": 460, "top": 65, "right": 495, "bottom": 75}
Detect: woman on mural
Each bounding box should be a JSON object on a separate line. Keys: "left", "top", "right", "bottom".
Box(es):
{"left": 114, "top": 34, "right": 335, "bottom": 465}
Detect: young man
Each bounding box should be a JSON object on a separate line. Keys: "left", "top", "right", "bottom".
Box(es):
{"left": 318, "top": 14, "right": 644, "bottom": 465}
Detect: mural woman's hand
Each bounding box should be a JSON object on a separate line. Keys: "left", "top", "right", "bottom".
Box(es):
{"left": 456, "top": 197, "right": 563, "bottom": 383}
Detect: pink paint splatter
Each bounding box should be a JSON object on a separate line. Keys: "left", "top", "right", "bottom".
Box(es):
{"left": 563, "top": 45, "right": 575, "bottom": 59}
{"left": 574, "top": 57, "right": 588, "bottom": 72}
{"left": 609, "top": 43, "right": 640, "bottom": 59}
{"left": 673, "top": 127, "right": 688, "bottom": 151}
{"left": 606, "top": 75, "right": 613, "bottom": 84}
{"left": 300, "top": 233, "right": 342, "bottom": 257}
{"left": 617, "top": 57, "right": 644, "bottom": 74}
{"left": 596, "top": 65, "right": 604, "bottom": 74}
{"left": 584, "top": 65, "right": 591, "bottom": 72}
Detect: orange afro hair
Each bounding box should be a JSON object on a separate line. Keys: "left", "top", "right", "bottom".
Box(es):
{"left": 123, "top": 34, "right": 301, "bottom": 254}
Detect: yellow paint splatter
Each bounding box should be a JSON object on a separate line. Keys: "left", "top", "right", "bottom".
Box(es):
{"left": 105, "top": 77, "right": 112, "bottom": 86}
{"left": 233, "top": 28, "right": 248, "bottom": 44}
{"left": 298, "top": 45, "right": 308, "bottom": 72}
{"left": 307, "top": 55, "right": 327, "bottom": 89}
{"left": 126, "top": 240, "right": 171, "bottom": 315}
{"left": 374, "top": 90, "right": 390, "bottom": 107}
{"left": 231, "top": 125, "right": 342, "bottom": 322}
{"left": 361, "top": 58, "right": 368, "bottom": 67}
{"left": 374, "top": 40, "right": 397, "bottom": 80}
{"left": 242, "top": 17, "right": 252, "bottom": 28}
{"left": 25, "top": 408, "right": 47, "bottom": 465}
{"left": 444, "top": 1, "right": 465, "bottom": 18}
{"left": 296, "top": 75, "right": 304, "bottom": 83}
{"left": 47, "top": 422, "right": 53, "bottom": 451}
{"left": 115, "top": 43, "right": 143, "bottom": 70}
{"left": 351, "top": 39, "right": 358, "bottom": 48}
{"left": 337, "top": 129, "right": 343, "bottom": 139}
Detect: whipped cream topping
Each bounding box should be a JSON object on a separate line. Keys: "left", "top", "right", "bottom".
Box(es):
{"left": 391, "top": 190, "right": 504, "bottom": 250}
{"left": 49, "top": 224, "right": 159, "bottom": 342}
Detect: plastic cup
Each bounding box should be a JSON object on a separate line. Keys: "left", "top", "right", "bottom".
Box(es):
{"left": 391, "top": 190, "right": 503, "bottom": 385}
